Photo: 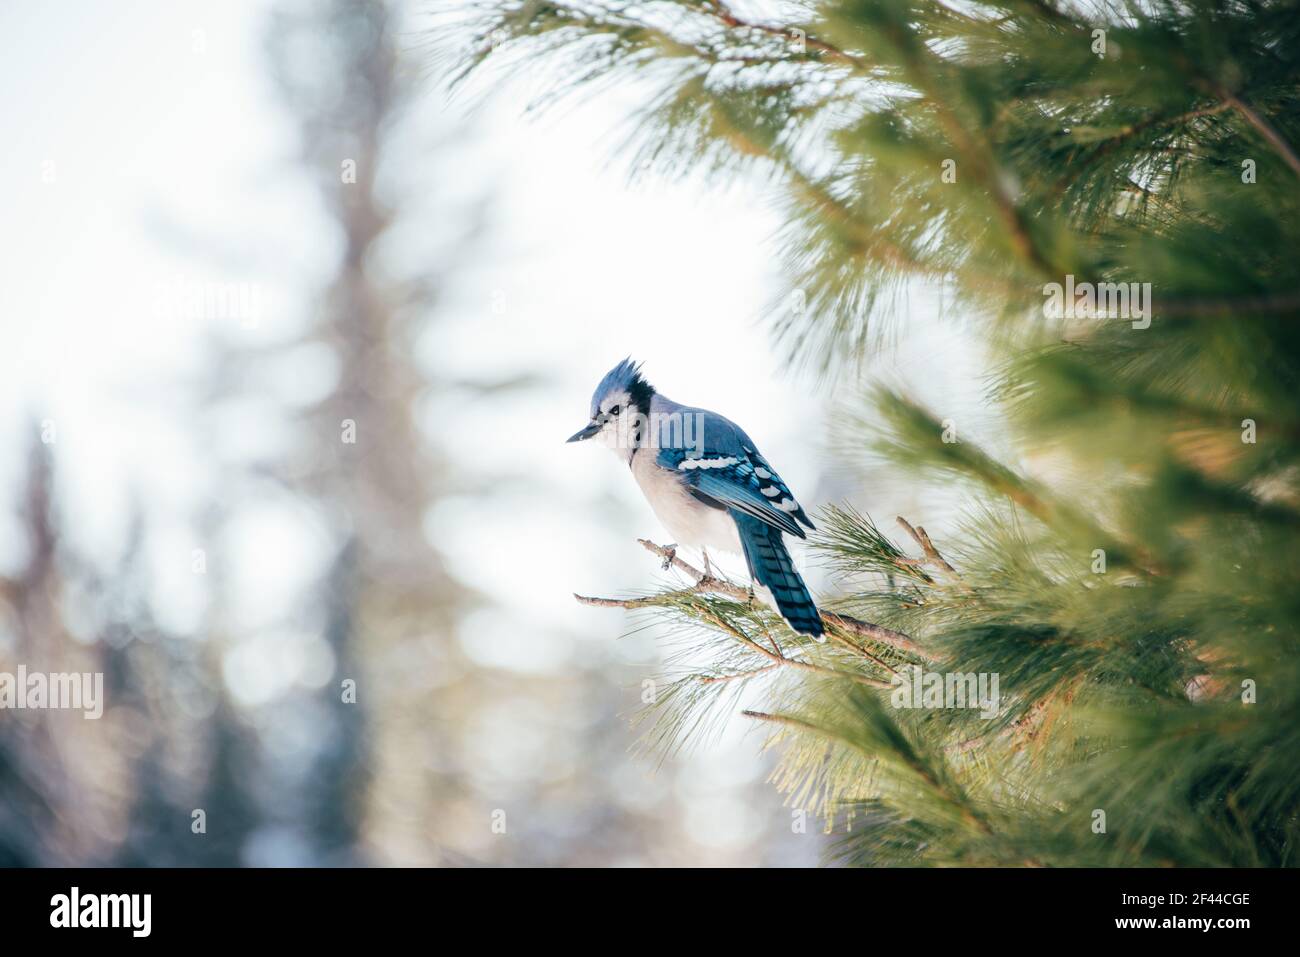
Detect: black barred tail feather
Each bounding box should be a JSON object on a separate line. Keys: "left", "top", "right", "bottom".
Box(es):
{"left": 732, "top": 512, "right": 824, "bottom": 639}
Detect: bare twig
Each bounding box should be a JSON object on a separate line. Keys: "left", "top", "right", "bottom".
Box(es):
{"left": 636, "top": 538, "right": 749, "bottom": 598}
{"left": 896, "top": 516, "right": 960, "bottom": 578}
{"left": 820, "top": 612, "right": 937, "bottom": 662}
{"left": 896, "top": 516, "right": 973, "bottom": 593}
{"left": 573, "top": 539, "right": 749, "bottom": 607}
{"left": 575, "top": 539, "right": 934, "bottom": 671}
{"left": 577, "top": 538, "right": 935, "bottom": 665}
{"left": 574, "top": 593, "right": 665, "bottom": 609}
{"left": 828, "top": 633, "right": 898, "bottom": 674}
{"left": 1217, "top": 88, "right": 1300, "bottom": 179}
{"left": 574, "top": 588, "right": 730, "bottom": 609}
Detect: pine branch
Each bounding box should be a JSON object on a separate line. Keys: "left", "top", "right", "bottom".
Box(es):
{"left": 708, "top": 1, "right": 871, "bottom": 72}
{"left": 741, "top": 707, "right": 997, "bottom": 839}
{"left": 874, "top": 391, "right": 1168, "bottom": 576}
{"left": 1212, "top": 85, "right": 1300, "bottom": 180}
{"left": 575, "top": 537, "right": 935, "bottom": 661}
{"left": 1051, "top": 101, "right": 1234, "bottom": 198}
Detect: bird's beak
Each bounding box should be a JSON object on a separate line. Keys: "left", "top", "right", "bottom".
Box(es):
{"left": 566, "top": 420, "right": 601, "bottom": 443}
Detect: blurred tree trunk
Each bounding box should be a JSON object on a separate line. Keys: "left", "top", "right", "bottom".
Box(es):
{"left": 260, "top": 0, "right": 464, "bottom": 863}
{"left": 0, "top": 433, "right": 67, "bottom": 865}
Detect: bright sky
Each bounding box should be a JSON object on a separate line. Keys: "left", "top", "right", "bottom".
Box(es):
{"left": 0, "top": 0, "right": 314, "bottom": 583}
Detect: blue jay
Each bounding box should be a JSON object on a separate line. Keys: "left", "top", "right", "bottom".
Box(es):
{"left": 567, "top": 359, "right": 824, "bottom": 640}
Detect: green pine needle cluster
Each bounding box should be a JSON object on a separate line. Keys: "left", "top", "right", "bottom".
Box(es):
{"left": 454, "top": 0, "right": 1300, "bottom": 865}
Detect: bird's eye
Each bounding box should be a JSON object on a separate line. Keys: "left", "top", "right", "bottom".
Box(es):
{"left": 609, "top": 405, "right": 621, "bottom": 417}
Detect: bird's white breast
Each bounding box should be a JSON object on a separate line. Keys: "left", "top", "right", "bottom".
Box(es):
{"left": 629, "top": 449, "right": 742, "bottom": 554}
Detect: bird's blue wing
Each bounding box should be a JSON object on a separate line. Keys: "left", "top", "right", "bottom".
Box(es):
{"left": 657, "top": 442, "right": 812, "bottom": 539}
{"left": 745, "top": 446, "right": 816, "bottom": 532}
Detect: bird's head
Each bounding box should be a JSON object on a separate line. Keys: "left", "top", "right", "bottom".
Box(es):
{"left": 566, "top": 357, "right": 656, "bottom": 453}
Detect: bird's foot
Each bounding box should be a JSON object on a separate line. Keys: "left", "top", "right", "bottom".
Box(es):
{"left": 701, "top": 548, "right": 714, "bottom": 579}
{"left": 661, "top": 544, "right": 677, "bottom": 572}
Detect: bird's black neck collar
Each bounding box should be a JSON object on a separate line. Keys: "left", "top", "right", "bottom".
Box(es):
{"left": 625, "top": 374, "right": 655, "bottom": 463}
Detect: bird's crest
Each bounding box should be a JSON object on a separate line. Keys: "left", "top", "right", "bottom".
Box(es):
{"left": 590, "top": 357, "right": 655, "bottom": 418}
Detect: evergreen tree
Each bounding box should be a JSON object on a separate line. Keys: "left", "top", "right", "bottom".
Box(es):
{"left": 456, "top": 0, "right": 1300, "bottom": 865}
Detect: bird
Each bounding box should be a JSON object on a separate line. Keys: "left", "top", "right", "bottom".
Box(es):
{"left": 567, "top": 358, "right": 824, "bottom": 640}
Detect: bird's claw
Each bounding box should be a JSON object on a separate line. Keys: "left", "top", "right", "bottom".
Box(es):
{"left": 661, "top": 544, "right": 677, "bottom": 572}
